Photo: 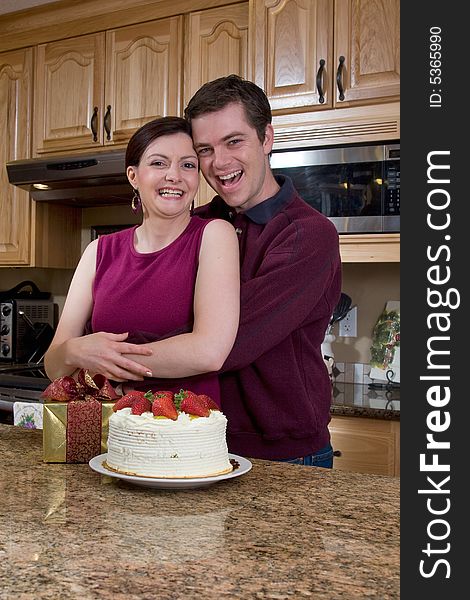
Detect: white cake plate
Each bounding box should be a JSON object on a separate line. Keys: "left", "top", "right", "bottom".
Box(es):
{"left": 89, "top": 453, "right": 252, "bottom": 489}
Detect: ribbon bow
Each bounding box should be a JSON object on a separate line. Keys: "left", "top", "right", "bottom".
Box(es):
{"left": 41, "top": 369, "right": 121, "bottom": 402}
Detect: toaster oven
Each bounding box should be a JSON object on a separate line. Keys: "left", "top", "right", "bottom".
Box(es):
{"left": 0, "top": 299, "right": 55, "bottom": 362}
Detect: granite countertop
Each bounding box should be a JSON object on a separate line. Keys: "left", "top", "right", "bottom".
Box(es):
{"left": 0, "top": 424, "right": 399, "bottom": 599}
{"left": 331, "top": 382, "right": 400, "bottom": 420}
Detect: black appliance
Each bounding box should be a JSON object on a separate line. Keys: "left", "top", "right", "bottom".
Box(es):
{"left": 6, "top": 149, "right": 131, "bottom": 206}
{"left": 270, "top": 142, "right": 400, "bottom": 233}
{"left": 0, "top": 281, "right": 55, "bottom": 362}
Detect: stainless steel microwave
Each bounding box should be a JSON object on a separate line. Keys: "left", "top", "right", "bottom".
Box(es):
{"left": 270, "top": 143, "right": 400, "bottom": 233}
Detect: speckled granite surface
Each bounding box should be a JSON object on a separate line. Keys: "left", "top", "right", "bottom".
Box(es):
{"left": 0, "top": 424, "right": 399, "bottom": 599}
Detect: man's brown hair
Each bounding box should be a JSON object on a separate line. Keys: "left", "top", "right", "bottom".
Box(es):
{"left": 184, "top": 74, "right": 272, "bottom": 144}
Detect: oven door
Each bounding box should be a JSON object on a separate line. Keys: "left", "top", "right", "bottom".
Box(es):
{"left": 270, "top": 144, "right": 399, "bottom": 234}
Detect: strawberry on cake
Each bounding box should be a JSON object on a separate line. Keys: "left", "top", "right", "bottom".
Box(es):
{"left": 105, "top": 389, "right": 233, "bottom": 478}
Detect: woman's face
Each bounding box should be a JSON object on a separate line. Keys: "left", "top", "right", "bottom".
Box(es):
{"left": 127, "top": 132, "right": 199, "bottom": 219}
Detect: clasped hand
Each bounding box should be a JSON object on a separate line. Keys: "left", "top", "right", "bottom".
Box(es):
{"left": 67, "top": 332, "right": 153, "bottom": 382}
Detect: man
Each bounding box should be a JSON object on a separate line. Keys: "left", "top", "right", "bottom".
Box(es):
{"left": 185, "top": 75, "right": 342, "bottom": 466}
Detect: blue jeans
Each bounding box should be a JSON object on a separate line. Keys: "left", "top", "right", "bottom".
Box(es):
{"left": 277, "top": 443, "right": 334, "bottom": 469}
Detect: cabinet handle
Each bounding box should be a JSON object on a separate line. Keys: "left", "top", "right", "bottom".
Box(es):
{"left": 316, "top": 59, "right": 326, "bottom": 104}
{"left": 336, "top": 56, "right": 345, "bottom": 101}
{"left": 90, "top": 107, "right": 98, "bottom": 142}
{"left": 333, "top": 450, "right": 342, "bottom": 457}
{"left": 104, "top": 105, "right": 112, "bottom": 141}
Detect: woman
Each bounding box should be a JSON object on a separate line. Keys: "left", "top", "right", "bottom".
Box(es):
{"left": 44, "top": 117, "right": 240, "bottom": 403}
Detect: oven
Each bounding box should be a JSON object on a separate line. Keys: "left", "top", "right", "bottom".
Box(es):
{"left": 270, "top": 142, "right": 400, "bottom": 233}
{"left": 0, "top": 363, "right": 49, "bottom": 423}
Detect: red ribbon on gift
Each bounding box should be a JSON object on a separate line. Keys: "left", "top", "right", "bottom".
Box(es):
{"left": 66, "top": 396, "right": 102, "bottom": 462}
{"left": 41, "top": 369, "right": 121, "bottom": 463}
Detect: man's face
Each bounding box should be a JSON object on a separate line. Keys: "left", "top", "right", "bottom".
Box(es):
{"left": 191, "top": 102, "right": 276, "bottom": 212}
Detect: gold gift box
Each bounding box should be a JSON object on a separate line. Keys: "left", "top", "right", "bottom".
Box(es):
{"left": 43, "top": 402, "right": 115, "bottom": 463}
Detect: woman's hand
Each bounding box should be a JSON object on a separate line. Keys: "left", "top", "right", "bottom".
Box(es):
{"left": 65, "top": 332, "right": 153, "bottom": 382}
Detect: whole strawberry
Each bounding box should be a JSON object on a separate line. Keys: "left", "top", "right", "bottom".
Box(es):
{"left": 152, "top": 392, "right": 178, "bottom": 420}
{"left": 198, "top": 394, "right": 220, "bottom": 411}
{"left": 175, "top": 389, "right": 210, "bottom": 417}
{"left": 131, "top": 392, "right": 153, "bottom": 416}
{"left": 113, "top": 391, "right": 146, "bottom": 412}
{"left": 174, "top": 389, "right": 197, "bottom": 409}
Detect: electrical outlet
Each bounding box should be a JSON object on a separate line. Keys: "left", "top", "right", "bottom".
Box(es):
{"left": 339, "top": 306, "right": 357, "bottom": 337}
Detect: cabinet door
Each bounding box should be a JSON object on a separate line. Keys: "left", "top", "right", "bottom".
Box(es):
{"left": 0, "top": 49, "right": 32, "bottom": 265}
{"left": 106, "top": 17, "right": 183, "bottom": 145}
{"left": 329, "top": 415, "right": 400, "bottom": 476}
{"left": 184, "top": 3, "right": 249, "bottom": 106}
{"left": 35, "top": 33, "right": 105, "bottom": 153}
{"left": 251, "top": 0, "right": 333, "bottom": 112}
{"left": 184, "top": 3, "right": 249, "bottom": 206}
{"left": 334, "top": 0, "right": 400, "bottom": 106}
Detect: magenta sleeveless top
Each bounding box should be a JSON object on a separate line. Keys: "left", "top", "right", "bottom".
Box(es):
{"left": 89, "top": 216, "right": 221, "bottom": 403}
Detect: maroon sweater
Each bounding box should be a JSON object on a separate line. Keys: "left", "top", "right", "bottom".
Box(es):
{"left": 196, "top": 176, "right": 342, "bottom": 460}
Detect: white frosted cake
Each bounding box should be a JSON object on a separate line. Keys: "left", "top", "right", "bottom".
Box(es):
{"left": 106, "top": 408, "right": 232, "bottom": 478}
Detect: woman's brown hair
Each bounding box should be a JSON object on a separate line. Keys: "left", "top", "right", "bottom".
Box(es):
{"left": 125, "top": 116, "right": 193, "bottom": 168}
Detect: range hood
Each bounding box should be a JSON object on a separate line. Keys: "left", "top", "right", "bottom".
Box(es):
{"left": 6, "top": 149, "right": 133, "bottom": 206}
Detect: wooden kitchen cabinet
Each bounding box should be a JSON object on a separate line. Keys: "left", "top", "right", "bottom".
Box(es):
{"left": 0, "top": 48, "right": 80, "bottom": 268}
{"left": 0, "top": 48, "right": 33, "bottom": 265}
{"left": 329, "top": 415, "right": 400, "bottom": 476}
{"left": 251, "top": 0, "right": 400, "bottom": 113}
{"left": 34, "top": 33, "right": 104, "bottom": 154}
{"left": 184, "top": 3, "right": 249, "bottom": 106}
{"left": 34, "top": 17, "right": 183, "bottom": 154}
{"left": 106, "top": 18, "right": 182, "bottom": 145}
{"left": 184, "top": 2, "right": 249, "bottom": 206}
{"left": 334, "top": 0, "right": 400, "bottom": 106}
{"left": 250, "top": 0, "right": 333, "bottom": 112}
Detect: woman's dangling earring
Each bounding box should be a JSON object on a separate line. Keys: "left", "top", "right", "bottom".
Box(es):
{"left": 190, "top": 199, "right": 195, "bottom": 216}
{"left": 131, "top": 188, "right": 141, "bottom": 214}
